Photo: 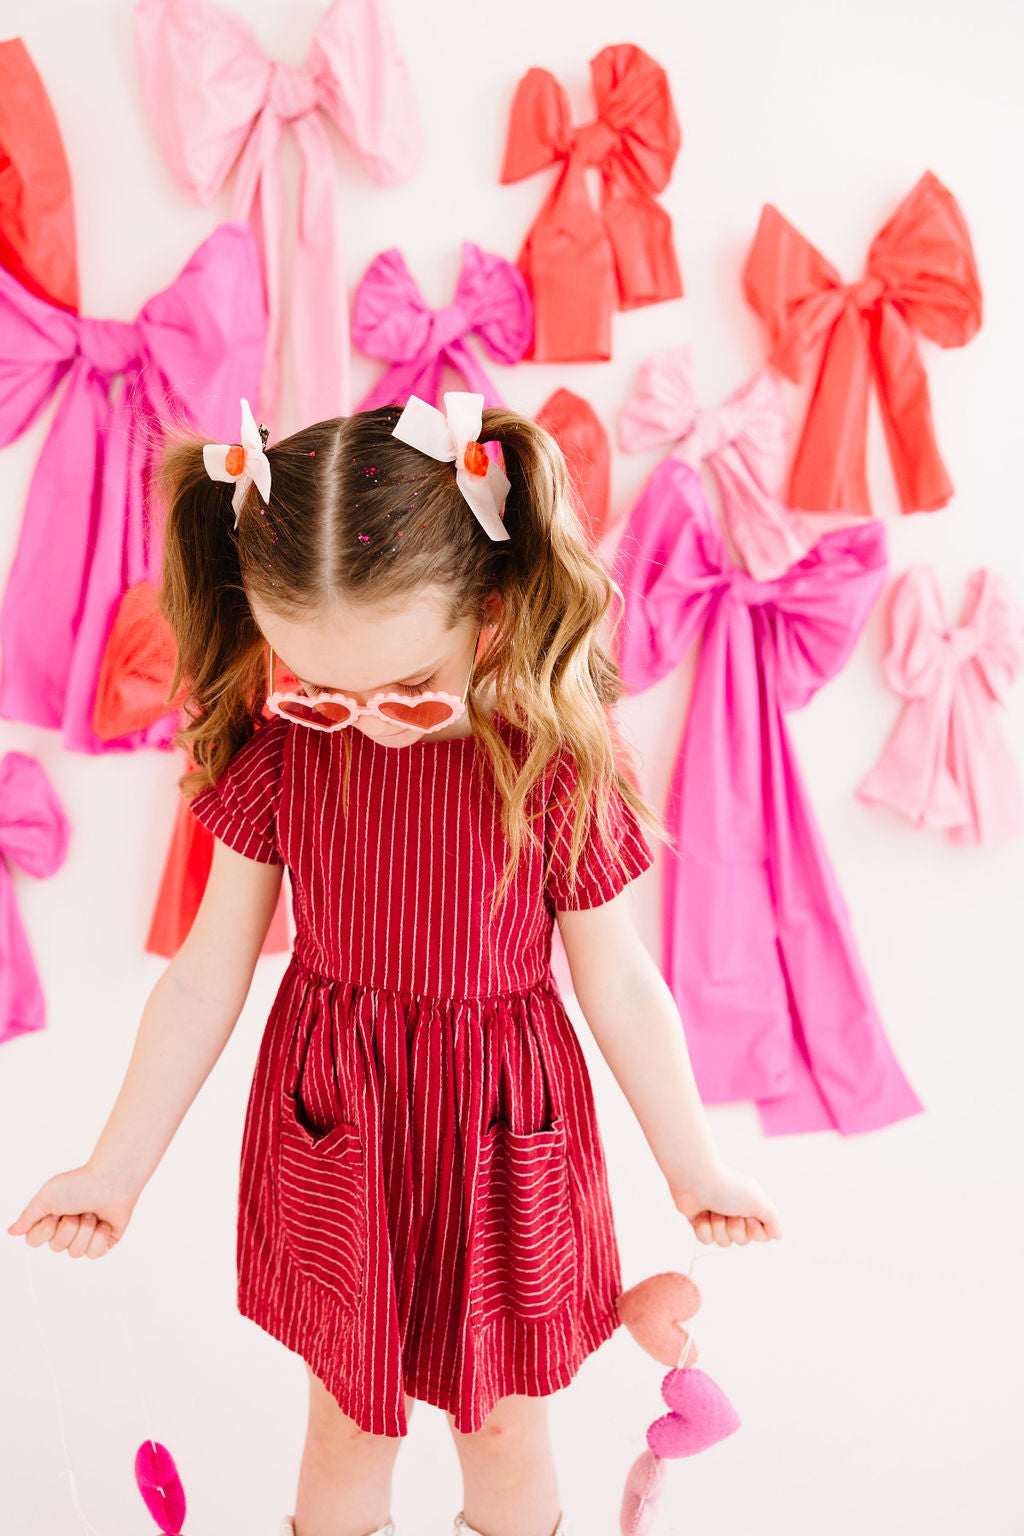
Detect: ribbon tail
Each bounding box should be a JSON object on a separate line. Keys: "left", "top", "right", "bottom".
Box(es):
{"left": 291, "top": 113, "right": 348, "bottom": 422}
{"left": 232, "top": 108, "right": 284, "bottom": 427}
{"left": 0, "top": 359, "right": 104, "bottom": 737}
{"left": 787, "top": 301, "right": 873, "bottom": 516}
{"left": 759, "top": 650, "right": 924, "bottom": 1135}
{"left": 601, "top": 162, "right": 683, "bottom": 310}
{"left": 871, "top": 302, "right": 954, "bottom": 513}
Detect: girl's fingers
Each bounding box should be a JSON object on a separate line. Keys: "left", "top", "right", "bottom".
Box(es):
{"left": 68, "top": 1213, "right": 97, "bottom": 1259}
{"left": 691, "top": 1212, "right": 713, "bottom": 1244}
{"left": 726, "top": 1214, "right": 749, "bottom": 1245}
{"left": 26, "top": 1215, "right": 59, "bottom": 1249}
{"left": 49, "top": 1215, "right": 78, "bottom": 1253}
{"left": 746, "top": 1217, "right": 769, "bottom": 1242}
{"left": 85, "top": 1222, "right": 112, "bottom": 1260}
{"left": 710, "top": 1213, "right": 730, "bottom": 1247}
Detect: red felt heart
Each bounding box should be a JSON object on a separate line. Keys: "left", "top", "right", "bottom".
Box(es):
{"left": 647, "top": 1369, "right": 741, "bottom": 1458}
{"left": 616, "top": 1272, "right": 702, "bottom": 1366}
{"left": 620, "top": 1448, "right": 665, "bottom": 1536}
{"left": 135, "top": 1439, "right": 187, "bottom": 1534}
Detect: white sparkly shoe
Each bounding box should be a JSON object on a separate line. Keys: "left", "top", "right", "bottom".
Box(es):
{"left": 453, "top": 1513, "right": 566, "bottom": 1536}
{"left": 281, "top": 1519, "right": 395, "bottom": 1536}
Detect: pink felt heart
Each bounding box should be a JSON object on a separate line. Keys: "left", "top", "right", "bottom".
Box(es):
{"left": 135, "top": 1439, "right": 187, "bottom": 1534}
{"left": 616, "top": 1272, "right": 702, "bottom": 1366}
{"left": 620, "top": 1448, "right": 665, "bottom": 1536}
{"left": 647, "top": 1369, "right": 741, "bottom": 1458}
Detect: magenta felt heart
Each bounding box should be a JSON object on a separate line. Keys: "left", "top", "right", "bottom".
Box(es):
{"left": 646, "top": 1368, "right": 741, "bottom": 1458}
{"left": 134, "top": 1439, "right": 186, "bottom": 1534}
{"left": 620, "top": 1448, "right": 665, "bottom": 1536}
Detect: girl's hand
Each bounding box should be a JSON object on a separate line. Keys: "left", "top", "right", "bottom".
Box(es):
{"left": 6, "top": 1165, "right": 138, "bottom": 1259}
{"left": 669, "top": 1161, "right": 783, "bottom": 1246}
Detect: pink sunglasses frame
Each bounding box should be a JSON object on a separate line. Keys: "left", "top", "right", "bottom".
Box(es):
{"left": 265, "top": 626, "right": 483, "bottom": 734}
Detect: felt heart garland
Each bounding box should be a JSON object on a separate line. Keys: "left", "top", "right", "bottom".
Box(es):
{"left": 15, "top": 1236, "right": 190, "bottom": 1532}
{"left": 617, "top": 1263, "right": 740, "bottom": 1535}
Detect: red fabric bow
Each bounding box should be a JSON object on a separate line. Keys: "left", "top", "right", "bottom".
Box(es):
{"left": 500, "top": 43, "right": 683, "bottom": 362}
{"left": 535, "top": 389, "right": 611, "bottom": 546}
{"left": 0, "top": 38, "right": 78, "bottom": 311}
{"left": 93, "top": 582, "right": 290, "bottom": 959}
{"left": 743, "top": 171, "right": 982, "bottom": 518}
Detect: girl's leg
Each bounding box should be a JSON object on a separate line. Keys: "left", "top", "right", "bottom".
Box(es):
{"left": 293, "top": 1362, "right": 414, "bottom": 1536}
{"left": 445, "top": 1394, "right": 562, "bottom": 1536}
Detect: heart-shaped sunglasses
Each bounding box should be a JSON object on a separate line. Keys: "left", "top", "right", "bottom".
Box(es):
{"left": 265, "top": 627, "right": 483, "bottom": 734}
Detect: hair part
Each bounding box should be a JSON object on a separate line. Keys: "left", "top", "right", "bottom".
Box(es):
{"left": 157, "top": 404, "right": 673, "bottom": 917}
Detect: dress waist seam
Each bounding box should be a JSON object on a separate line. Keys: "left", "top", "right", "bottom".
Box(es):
{"left": 289, "top": 950, "right": 554, "bottom": 1003}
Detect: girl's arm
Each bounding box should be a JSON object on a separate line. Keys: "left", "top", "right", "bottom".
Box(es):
{"left": 7, "top": 839, "right": 283, "bottom": 1257}
{"left": 556, "top": 892, "right": 783, "bottom": 1246}
{"left": 86, "top": 838, "right": 284, "bottom": 1198}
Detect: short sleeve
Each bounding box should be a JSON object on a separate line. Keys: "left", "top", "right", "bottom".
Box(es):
{"left": 544, "top": 746, "right": 655, "bottom": 912}
{"left": 187, "top": 716, "right": 289, "bottom": 865}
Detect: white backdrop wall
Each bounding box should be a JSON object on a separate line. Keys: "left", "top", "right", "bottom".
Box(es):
{"left": 1, "top": 2, "right": 1022, "bottom": 1533}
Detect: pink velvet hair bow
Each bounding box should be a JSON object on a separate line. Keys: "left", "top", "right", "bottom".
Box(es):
{"left": 500, "top": 43, "right": 683, "bottom": 362}
{"left": 0, "top": 752, "right": 71, "bottom": 1047}
{"left": 618, "top": 347, "right": 812, "bottom": 580}
{"left": 134, "top": 0, "right": 422, "bottom": 431}
{"left": 858, "top": 567, "right": 1024, "bottom": 844}
{"left": 743, "top": 171, "right": 982, "bottom": 518}
{"left": 353, "top": 242, "right": 533, "bottom": 412}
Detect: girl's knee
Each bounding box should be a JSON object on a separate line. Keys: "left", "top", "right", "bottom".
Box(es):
{"left": 447, "top": 1394, "right": 550, "bottom": 1446}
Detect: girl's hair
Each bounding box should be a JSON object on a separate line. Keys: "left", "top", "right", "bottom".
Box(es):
{"left": 157, "top": 404, "right": 672, "bottom": 913}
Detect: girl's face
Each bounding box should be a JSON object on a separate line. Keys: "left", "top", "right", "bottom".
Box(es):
{"left": 249, "top": 586, "right": 498, "bottom": 748}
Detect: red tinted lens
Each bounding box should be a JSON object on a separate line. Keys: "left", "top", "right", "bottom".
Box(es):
{"left": 275, "top": 697, "right": 352, "bottom": 728}
{"left": 378, "top": 698, "right": 457, "bottom": 729}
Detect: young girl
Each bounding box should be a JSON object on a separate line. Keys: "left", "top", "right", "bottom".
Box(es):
{"left": 7, "top": 393, "right": 782, "bottom": 1536}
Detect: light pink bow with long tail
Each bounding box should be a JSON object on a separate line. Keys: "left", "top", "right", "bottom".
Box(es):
{"left": 617, "top": 347, "right": 812, "bottom": 580}
{"left": 134, "top": 0, "right": 422, "bottom": 431}
{"left": 858, "top": 566, "right": 1024, "bottom": 843}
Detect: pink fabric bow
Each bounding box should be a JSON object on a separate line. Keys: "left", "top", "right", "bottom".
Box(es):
{"left": 134, "top": 0, "right": 422, "bottom": 432}
{"left": 613, "top": 456, "right": 923, "bottom": 1136}
{"left": 353, "top": 242, "right": 533, "bottom": 411}
{"left": 858, "top": 567, "right": 1024, "bottom": 843}
{"left": 618, "top": 347, "right": 812, "bottom": 580}
{"left": 0, "top": 222, "right": 266, "bottom": 753}
{"left": 0, "top": 751, "right": 71, "bottom": 1047}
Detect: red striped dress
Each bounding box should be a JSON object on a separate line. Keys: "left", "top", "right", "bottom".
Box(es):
{"left": 188, "top": 709, "right": 654, "bottom": 1437}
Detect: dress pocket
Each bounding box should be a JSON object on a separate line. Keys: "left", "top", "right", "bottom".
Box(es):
{"left": 469, "top": 1114, "right": 577, "bottom": 1328}
{"left": 278, "top": 1087, "right": 366, "bottom": 1310}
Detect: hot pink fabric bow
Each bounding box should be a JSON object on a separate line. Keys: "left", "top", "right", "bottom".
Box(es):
{"left": 858, "top": 567, "right": 1024, "bottom": 843}
{"left": 0, "top": 222, "right": 266, "bottom": 754}
{"left": 613, "top": 456, "right": 923, "bottom": 1136}
{"left": 352, "top": 242, "right": 533, "bottom": 411}
{"left": 618, "top": 347, "right": 812, "bottom": 580}
{"left": 0, "top": 752, "right": 71, "bottom": 1047}
{"left": 134, "top": 0, "right": 422, "bottom": 432}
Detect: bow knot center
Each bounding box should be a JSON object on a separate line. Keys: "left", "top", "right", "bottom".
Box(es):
{"left": 848, "top": 275, "right": 886, "bottom": 311}
{"left": 948, "top": 626, "right": 979, "bottom": 665}
{"left": 692, "top": 404, "right": 745, "bottom": 460}
{"left": 77, "top": 318, "right": 143, "bottom": 378}
{"left": 429, "top": 301, "right": 470, "bottom": 354}
{"left": 571, "top": 118, "right": 619, "bottom": 166}
{"left": 728, "top": 569, "right": 769, "bottom": 607}
{"left": 269, "top": 61, "right": 320, "bottom": 122}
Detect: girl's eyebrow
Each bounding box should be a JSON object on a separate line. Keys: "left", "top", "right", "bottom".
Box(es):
{"left": 289, "top": 657, "right": 443, "bottom": 692}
